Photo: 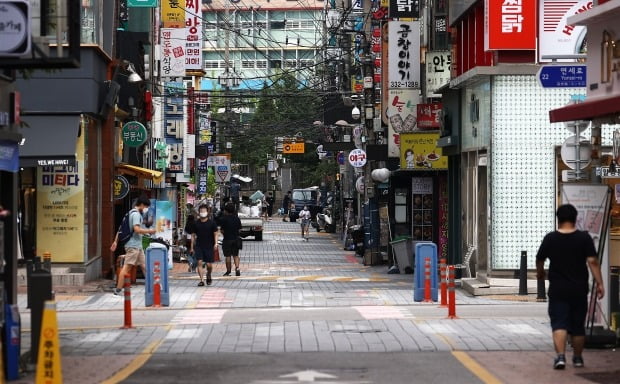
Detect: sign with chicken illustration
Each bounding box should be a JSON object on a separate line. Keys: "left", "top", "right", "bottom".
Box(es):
{"left": 399, "top": 133, "right": 447, "bottom": 170}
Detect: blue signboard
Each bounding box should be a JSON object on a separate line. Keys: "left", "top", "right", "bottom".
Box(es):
{"left": 127, "top": 0, "right": 157, "bottom": 7}
{"left": 537, "top": 65, "right": 586, "bottom": 88}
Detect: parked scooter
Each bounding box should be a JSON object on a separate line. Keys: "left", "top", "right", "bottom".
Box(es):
{"left": 316, "top": 206, "right": 335, "bottom": 232}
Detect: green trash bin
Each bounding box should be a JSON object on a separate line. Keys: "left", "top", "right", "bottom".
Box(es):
{"left": 390, "top": 236, "right": 413, "bottom": 273}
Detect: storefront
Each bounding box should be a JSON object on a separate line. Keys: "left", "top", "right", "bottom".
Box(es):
{"left": 548, "top": 0, "right": 620, "bottom": 326}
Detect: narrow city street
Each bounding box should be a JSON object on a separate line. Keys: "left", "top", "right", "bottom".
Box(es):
{"left": 15, "top": 221, "right": 619, "bottom": 384}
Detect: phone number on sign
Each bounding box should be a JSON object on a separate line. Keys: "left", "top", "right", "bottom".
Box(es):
{"left": 390, "top": 81, "right": 420, "bottom": 88}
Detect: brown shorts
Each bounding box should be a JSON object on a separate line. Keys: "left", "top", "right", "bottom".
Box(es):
{"left": 123, "top": 247, "right": 146, "bottom": 267}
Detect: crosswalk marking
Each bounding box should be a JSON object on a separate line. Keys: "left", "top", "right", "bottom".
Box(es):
{"left": 197, "top": 288, "right": 233, "bottom": 308}
{"left": 171, "top": 309, "right": 227, "bottom": 325}
{"left": 354, "top": 306, "right": 415, "bottom": 320}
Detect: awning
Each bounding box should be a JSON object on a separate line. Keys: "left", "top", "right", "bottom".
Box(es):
{"left": 549, "top": 95, "right": 620, "bottom": 123}
{"left": 19, "top": 115, "right": 81, "bottom": 167}
{"left": 116, "top": 163, "right": 163, "bottom": 183}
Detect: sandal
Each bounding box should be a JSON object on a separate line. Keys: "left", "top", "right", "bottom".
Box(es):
{"left": 197, "top": 281, "right": 205, "bottom": 286}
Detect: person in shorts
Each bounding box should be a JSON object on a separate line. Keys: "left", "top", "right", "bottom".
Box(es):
{"left": 219, "top": 202, "right": 242, "bottom": 276}
{"left": 299, "top": 205, "right": 311, "bottom": 240}
{"left": 191, "top": 204, "right": 219, "bottom": 286}
{"left": 536, "top": 204, "right": 605, "bottom": 370}
{"left": 112, "top": 195, "right": 156, "bottom": 295}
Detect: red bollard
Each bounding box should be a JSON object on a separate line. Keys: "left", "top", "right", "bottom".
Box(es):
{"left": 423, "top": 257, "right": 432, "bottom": 302}
{"left": 122, "top": 274, "right": 134, "bottom": 328}
{"left": 153, "top": 261, "right": 161, "bottom": 308}
{"left": 439, "top": 258, "right": 448, "bottom": 307}
{"left": 447, "top": 265, "right": 458, "bottom": 319}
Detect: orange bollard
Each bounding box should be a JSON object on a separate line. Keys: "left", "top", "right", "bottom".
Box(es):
{"left": 439, "top": 258, "right": 448, "bottom": 307}
{"left": 122, "top": 275, "right": 134, "bottom": 328}
{"left": 447, "top": 265, "right": 458, "bottom": 319}
{"left": 153, "top": 261, "right": 161, "bottom": 308}
{"left": 423, "top": 257, "right": 432, "bottom": 302}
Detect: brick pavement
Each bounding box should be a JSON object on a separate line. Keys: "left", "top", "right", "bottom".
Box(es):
{"left": 13, "top": 220, "right": 619, "bottom": 383}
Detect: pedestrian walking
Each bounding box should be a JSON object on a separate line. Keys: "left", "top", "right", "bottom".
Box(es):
{"left": 299, "top": 205, "right": 311, "bottom": 241}
{"left": 281, "top": 191, "right": 291, "bottom": 222}
{"left": 266, "top": 191, "right": 275, "bottom": 219}
{"left": 111, "top": 195, "right": 156, "bottom": 295}
{"left": 535, "top": 204, "right": 605, "bottom": 370}
{"left": 219, "top": 202, "right": 242, "bottom": 276}
{"left": 184, "top": 214, "right": 196, "bottom": 272}
{"left": 191, "top": 204, "right": 219, "bottom": 286}
{"left": 231, "top": 180, "right": 241, "bottom": 211}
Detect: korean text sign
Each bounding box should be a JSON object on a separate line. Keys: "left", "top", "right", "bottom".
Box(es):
{"left": 400, "top": 133, "right": 447, "bottom": 170}
{"left": 185, "top": 0, "right": 203, "bottom": 71}
{"left": 388, "top": 21, "right": 421, "bottom": 89}
{"left": 485, "top": 0, "right": 536, "bottom": 50}
{"left": 164, "top": 82, "right": 185, "bottom": 173}
{"left": 161, "top": 28, "right": 186, "bottom": 77}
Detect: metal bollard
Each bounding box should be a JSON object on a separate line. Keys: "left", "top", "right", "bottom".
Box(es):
{"left": 518, "top": 251, "right": 528, "bottom": 296}
{"left": 153, "top": 261, "right": 161, "bottom": 308}
{"left": 122, "top": 275, "right": 133, "bottom": 329}
{"left": 423, "top": 257, "right": 432, "bottom": 302}
{"left": 439, "top": 258, "right": 448, "bottom": 307}
{"left": 447, "top": 265, "right": 457, "bottom": 319}
{"left": 43, "top": 251, "right": 52, "bottom": 272}
{"left": 29, "top": 265, "right": 53, "bottom": 364}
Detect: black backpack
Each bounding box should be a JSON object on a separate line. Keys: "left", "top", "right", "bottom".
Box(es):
{"left": 117, "top": 209, "right": 138, "bottom": 244}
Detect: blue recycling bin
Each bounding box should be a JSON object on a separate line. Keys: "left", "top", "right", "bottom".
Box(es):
{"left": 414, "top": 242, "right": 438, "bottom": 302}
{"left": 145, "top": 243, "right": 170, "bottom": 306}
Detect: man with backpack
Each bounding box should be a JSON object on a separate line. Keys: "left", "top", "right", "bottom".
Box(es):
{"left": 110, "top": 196, "right": 156, "bottom": 295}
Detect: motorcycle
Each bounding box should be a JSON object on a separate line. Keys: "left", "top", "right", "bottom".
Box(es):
{"left": 315, "top": 206, "right": 335, "bottom": 233}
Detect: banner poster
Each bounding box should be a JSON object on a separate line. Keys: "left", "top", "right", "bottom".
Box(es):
{"left": 160, "top": 28, "right": 186, "bottom": 78}
{"left": 538, "top": 0, "right": 591, "bottom": 62}
{"left": 154, "top": 200, "right": 175, "bottom": 269}
{"left": 164, "top": 82, "right": 185, "bottom": 173}
{"left": 560, "top": 184, "right": 610, "bottom": 251}
{"left": 37, "top": 123, "right": 85, "bottom": 263}
{"left": 386, "top": 89, "right": 421, "bottom": 157}
{"left": 399, "top": 132, "right": 447, "bottom": 170}
{"left": 387, "top": 21, "right": 420, "bottom": 89}
{"left": 185, "top": 0, "right": 203, "bottom": 71}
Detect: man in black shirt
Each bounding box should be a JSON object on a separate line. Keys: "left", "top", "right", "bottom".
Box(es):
{"left": 536, "top": 204, "right": 605, "bottom": 370}
{"left": 191, "top": 204, "right": 219, "bottom": 286}
{"left": 219, "top": 202, "right": 242, "bottom": 276}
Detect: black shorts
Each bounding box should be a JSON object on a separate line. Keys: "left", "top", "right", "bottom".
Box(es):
{"left": 222, "top": 238, "right": 239, "bottom": 257}
{"left": 548, "top": 295, "right": 588, "bottom": 335}
{"left": 194, "top": 247, "right": 214, "bottom": 263}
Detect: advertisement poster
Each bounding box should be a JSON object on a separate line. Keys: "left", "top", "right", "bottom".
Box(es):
{"left": 37, "top": 124, "right": 84, "bottom": 263}
{"left": 538, "top": 0, "right": 590, "bottom": 62}
{"left": 438, "top": 174, "right": 449, "bottom": 261}
{"left": 386, "top": 89, "right": 421, "bottom": 157}
{"left": 154, "top": 200, "right": 174, "bottom": 269}
{"left": 416, "top": 103, "right": 442, "bottom": 130}
{"left": 399, "top": 133, "right": 447, "bottom": 170}
{"left": 387, "top": 21, "right": 420, "bottom": 89}
{"left": 164, "top": 82, "right": 185, "bottom": 173}
{"left": 560, "top": 184, "right": 610, "bottom": 251}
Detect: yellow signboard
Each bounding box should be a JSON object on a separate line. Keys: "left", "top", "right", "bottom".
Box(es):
{"left": 283, "top": 142, "right": 305, "bottom": 154}
{"left": 400, "top": 132, "right": 448, "bottom": 170}
{"left": 161, "top": 0, "right": 185, "bottom": 28}
{"left": 37, "top": 122, "right": 85, "bottom": 262}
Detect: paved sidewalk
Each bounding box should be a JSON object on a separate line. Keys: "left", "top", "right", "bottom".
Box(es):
{"left": 11, "top": 221, "right": 619, "bottom": 383}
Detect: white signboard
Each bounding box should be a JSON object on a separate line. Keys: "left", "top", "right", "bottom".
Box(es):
{"left": 538, "top": 0, "right": 591, "bottom": 62}
{"left": 386, "top": 89, "right": 422, "bottom": 158}
{"left": 348, "top": 148, "right": 367, "bottom": 168}
{"left": 0, "top": 0, "right": 31, "bottom": 56}
{"left": 412, "top": 177, "right": 433, "bottom": 194}
{"left": 161, "top": 28, "right": 186, "bottom": 77}
{"left": 425, "top": 51, "right": 451, "bottom": 98}
{"left": 388, "top": 21, "right": 421, "bottom": 89}
{"left": 185, "top": 0, "right": 203, "bottom": 71}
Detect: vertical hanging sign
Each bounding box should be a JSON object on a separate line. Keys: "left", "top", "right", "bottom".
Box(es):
{"left": 185, "top": 0, "right": 203, "bottom": 71}
{"left": 388, "top": 21, "right": 420, "bottom": 89}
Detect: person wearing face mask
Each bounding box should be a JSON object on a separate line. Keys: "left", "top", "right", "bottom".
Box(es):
{"left": 191, "top": 204, "right": 219, "bottom": 286}
{"left": 112, "top": 195, "right": 156, "bottom": 296}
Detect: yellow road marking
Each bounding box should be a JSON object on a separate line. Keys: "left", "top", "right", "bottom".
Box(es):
{"left": 101, "top": 327, "right": 170, "bottom": 384}
{"left": 452, "top": 351, "right": 502, "bottom": 384}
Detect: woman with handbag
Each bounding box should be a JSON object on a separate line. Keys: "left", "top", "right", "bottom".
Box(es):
{"left": 219, "top": 202, "right": 243, "bottom": 276}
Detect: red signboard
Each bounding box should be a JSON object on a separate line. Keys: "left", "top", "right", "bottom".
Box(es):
{"left": 417, "top": 103, "right": 442, "bottom": 130}
{"left": 485, "top": 0, "right": 536, "bottom": 50}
